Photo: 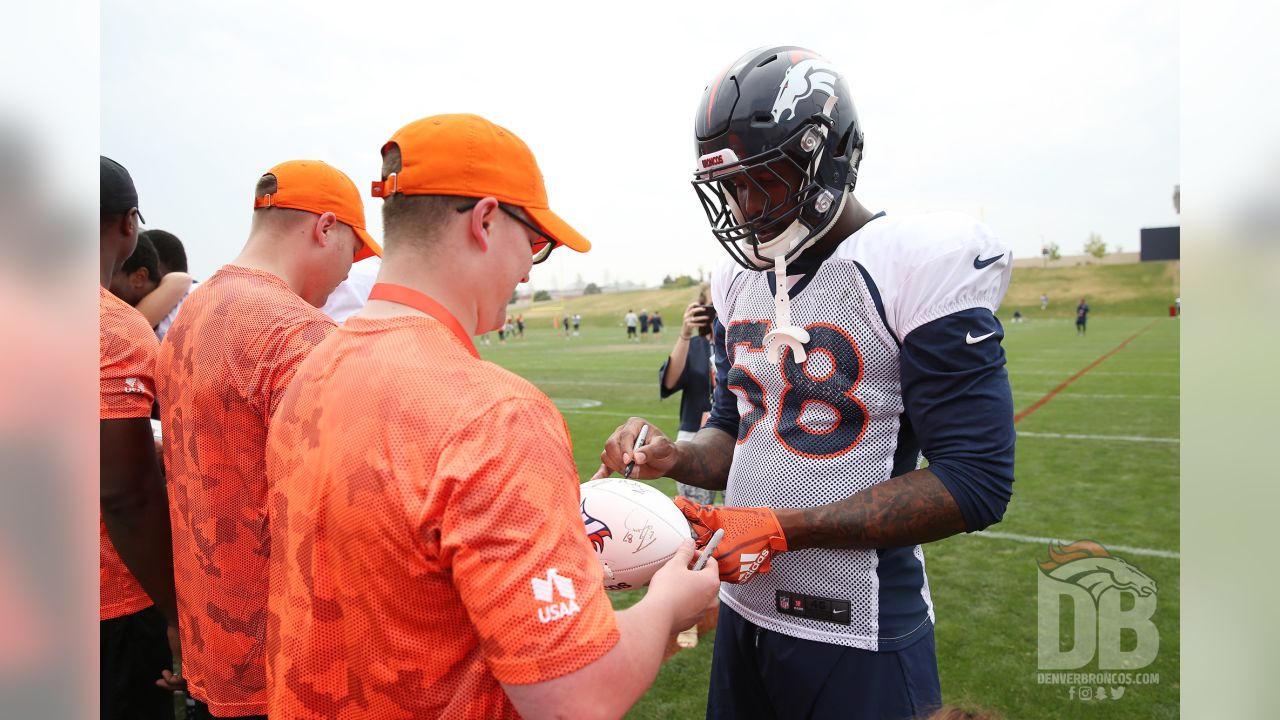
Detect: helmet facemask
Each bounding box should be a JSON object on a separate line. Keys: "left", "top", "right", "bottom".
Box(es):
{"left": 693, "top": 110, "right": 853, "bottom": 271}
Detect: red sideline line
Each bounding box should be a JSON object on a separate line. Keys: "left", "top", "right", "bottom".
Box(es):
{"left": 1014, "top": 321, "right": 1160, "bottom": 424}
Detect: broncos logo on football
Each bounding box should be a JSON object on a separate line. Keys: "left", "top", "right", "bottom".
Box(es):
{"left": 1039, "top": 539, "right": 1157, "bottom": 603}
{"left": 581, "top": 501, "right": 612, "bottom": 553}
{"left": 771, "top": 58, "right": 839, "bottom": 123}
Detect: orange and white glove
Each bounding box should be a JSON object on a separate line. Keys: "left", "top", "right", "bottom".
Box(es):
{"left": 674, "top": 498, "right": 788, "bottom": 584}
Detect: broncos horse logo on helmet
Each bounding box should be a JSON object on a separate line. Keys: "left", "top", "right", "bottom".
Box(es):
{"left": 772, "top": 58, "right": 840, "bottom": 123}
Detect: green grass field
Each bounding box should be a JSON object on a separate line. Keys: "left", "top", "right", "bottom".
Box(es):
{"left": 479, "top": 262, "right": 1180, "bottom": 719}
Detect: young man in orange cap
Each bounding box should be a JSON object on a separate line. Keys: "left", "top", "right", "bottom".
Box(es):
{"left": 264, "top": 114, "right": 720, "bottom": 719}
{"left": 99, "top": 155, "right": 179, "bottom": 719}
{"left": 155, "top": 160, "right": 379, "bottom": 720}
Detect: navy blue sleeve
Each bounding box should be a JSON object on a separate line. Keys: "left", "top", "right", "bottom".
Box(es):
{"left": 704, "top": 319, "right": 740, "bottom": 438}
{"left": 658, "top": 355, "right": 686, "bottom": 399}
{"left": 900, "top": 308, "right": 1015, "bottom": 532}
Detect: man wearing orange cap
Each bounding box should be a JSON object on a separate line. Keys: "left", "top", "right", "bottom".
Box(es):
{"left": 264, "top": 114, "right": 720, "bottom": 719}
{"left": 155, "top": 160, "right": 379, "bottom": 719}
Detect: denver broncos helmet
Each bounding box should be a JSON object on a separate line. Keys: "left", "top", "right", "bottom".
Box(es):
{"left": 693, "top": 46, "right": 864, "bottom": 270}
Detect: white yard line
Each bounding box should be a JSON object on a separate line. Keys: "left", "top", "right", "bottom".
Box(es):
{"left": 1014, "top": 370, "right": 1179, "bottom": 377}
{"left": 1012, "top": 392, "right": 1177, "bottom": 400}
{"left": 974, "top": 530, "right": 1180, "bottom": 560}
{"left": 1017, "top": 431, "right": 1179, "bottom": 444}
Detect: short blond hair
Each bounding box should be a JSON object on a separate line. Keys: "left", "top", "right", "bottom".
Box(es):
{"left": 379, "top": 143, "right": 458, "bottom": 252}
{"left": 250, "top": 172, "right": 312, "bottom": 230}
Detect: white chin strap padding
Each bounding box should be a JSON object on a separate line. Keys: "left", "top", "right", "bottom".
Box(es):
{"left": 763, "top": 250, "right": 810, "bottom": 364}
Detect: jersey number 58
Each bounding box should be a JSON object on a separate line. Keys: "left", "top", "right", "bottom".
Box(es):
{"left": 726, "top": 320, "right": 868, "bottom": 459}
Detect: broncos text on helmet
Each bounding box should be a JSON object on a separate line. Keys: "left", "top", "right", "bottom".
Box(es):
{"left": 693, "top": 46, "right": 865, "bottom": 271}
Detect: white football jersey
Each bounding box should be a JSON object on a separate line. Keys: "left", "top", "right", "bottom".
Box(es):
{"left": 710, "top": 211, "right": 1011, "bottom": 651}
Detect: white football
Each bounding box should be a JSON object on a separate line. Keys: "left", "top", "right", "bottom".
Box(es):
{"left": 580, "top": 478, "right": 694, "bottom": 591}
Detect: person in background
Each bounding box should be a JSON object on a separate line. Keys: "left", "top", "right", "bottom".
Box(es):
{"left": 98, "top": 155, "right": 179, "bottom": 720}
{"left": 639, "top": 308, "right": 650, "bottom": 341}
{"left": 1040, "top": 293, "right": 1048, "bottom": 310}
{"left": 659, "top": 285, "right": 718, "bottom": 504}
{"left": 625, "top": 309, "right": 638, "bottom": 341}
{"left": 516, "top": 313, "right": 526, "bottom": 338}
{"left": 572, "top": 312, "right": 581, "bottom": 336}
{"left": 156, "top": 159, "right": 377, "bottom": 720}
{"left": 1076, "top": 297, "right": 1089, "bottom": 335}
{"left": 108, "top": 231, "right": 194, "bottom": 341}
{"left": 147, "top": 229, "right": 188, "bottom": 278}
{"left": 650, "top": 310, "right": 663, "bottom": 335}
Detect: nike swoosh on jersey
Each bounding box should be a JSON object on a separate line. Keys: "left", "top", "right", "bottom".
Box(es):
{"left": 973, "top": 253, "right": 1004, "bottom": 269}
{"left": 966, "top": 331, "right": 996, "bottom": 344}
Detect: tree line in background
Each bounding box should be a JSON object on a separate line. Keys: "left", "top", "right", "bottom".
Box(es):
{"left": 1039, "top": 232, "right": 1123, "bottom": 266}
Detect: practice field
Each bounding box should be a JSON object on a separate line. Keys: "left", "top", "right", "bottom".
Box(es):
{"left": 480, "top": 310, "right": 1180, "bottom": 719}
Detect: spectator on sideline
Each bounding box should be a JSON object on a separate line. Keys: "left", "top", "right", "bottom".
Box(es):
{"left": 562, "top": 314, "right": 570, "bottom": 337}
{"left": 156, "top": 160, "right": 377, "bottom": 720}
{"left": 625, "top": 308, "right": 639, "bottom": 341}
{"left": 264, "top": 113, "right": 719, "bottom": 719}
{"left": 650, "top": 310, "right": 663, "bottom": 335}
{"left": 639, "top": 308, "right": 650, "bottom": 340}
{"left": 659, "top": 286, "right": 718, "bottom": 504}
{"left": 1076, "top": 297, "right": 1089, "bottom": 335}
{"left": 572, "top": 312, "right": 581, "bottom": 336}
{"left": 516, "top": 313, "right": 525, "bottom": 337}
{"left": 98, "top": 156, "right": 179, "bottom": 720}
{"left": 1040, "top": 293, "right": 1048, "bottom": 310}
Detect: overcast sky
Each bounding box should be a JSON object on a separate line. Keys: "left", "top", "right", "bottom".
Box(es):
{"left": 101, "top": 1, "right": 1178, "bottom": 290}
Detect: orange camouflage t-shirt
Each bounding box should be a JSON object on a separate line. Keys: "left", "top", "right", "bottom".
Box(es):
{"left": 265, "top": 313, "right": 620, "bottom": 719}
{"left": 155, "top": 265, "right": 336, "bottom": 716}
{"left": 99, "top": 287, "right": 160, "bottom": 621}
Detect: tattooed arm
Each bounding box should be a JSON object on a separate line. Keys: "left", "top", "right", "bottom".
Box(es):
{"left": 668, "top": 427, "right": 735, "bottom": 491}
{"left": 775, "top": 468, "right": 967, "bottom": 550}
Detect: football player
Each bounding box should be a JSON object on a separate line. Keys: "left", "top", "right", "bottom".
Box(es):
{"left": 596, "top": 46, "right": 1016, "bottom": 718}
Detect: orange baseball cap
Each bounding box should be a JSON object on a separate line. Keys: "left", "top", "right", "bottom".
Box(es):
{"left": 253, "top": 160, "right": 382, "bottom": 260}
{"left": 370, "top": 114, "right": 590, "bottom": 254}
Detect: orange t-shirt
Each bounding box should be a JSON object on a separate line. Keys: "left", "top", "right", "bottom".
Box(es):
{"left": 99, "top": 287, "right": 160, "bottom": 621}
{"left": 265, "top": 314, "right": 619, "bottom": 719}
{"left": 155, "top": 265, "right": 335, "bottom": 716}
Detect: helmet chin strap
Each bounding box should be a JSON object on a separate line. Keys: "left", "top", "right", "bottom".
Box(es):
{"left": 762, "top": 247, "right": 810, "bottom": 364}
{"left": 752, "top": 223, "right": 810, "bottom": 364}
{"left": 751, "top": 191, "right": 849, "bottom": 365}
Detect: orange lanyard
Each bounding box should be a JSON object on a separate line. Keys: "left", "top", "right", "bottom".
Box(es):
{"left": 367, "top": 283, "right": 479, "bottom": 359}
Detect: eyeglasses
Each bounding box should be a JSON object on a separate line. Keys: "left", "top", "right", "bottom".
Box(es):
{"left": 456, "top": 201, "right": 558, "bottom": 264}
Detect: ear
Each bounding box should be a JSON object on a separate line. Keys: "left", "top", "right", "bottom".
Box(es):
{"left": 464, "top": 197, "right": 500, "bottom": 253}
{"left": 129, "top": 267, "right": 150, "bottom": 288}
{"left": 120, "top": 208, "right": 139, "bottom": 238}
{"left": 313, "top": 212, "right": 339, "bottom": 247}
